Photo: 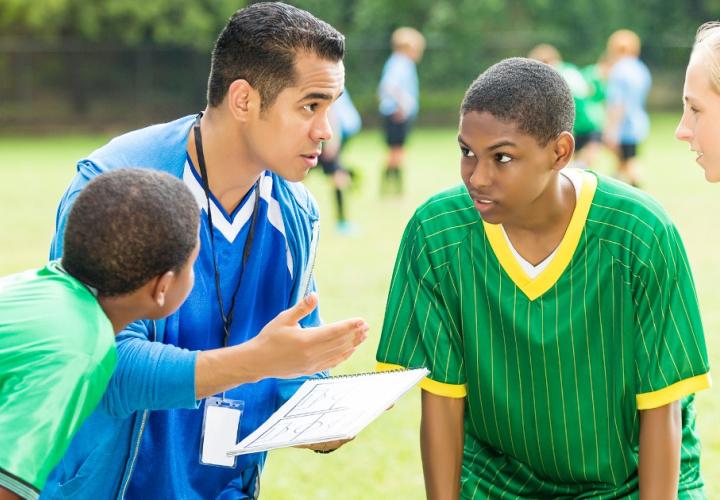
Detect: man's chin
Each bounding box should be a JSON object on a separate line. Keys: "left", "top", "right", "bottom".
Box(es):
{"left": 276, "top": 169, "right": 309, "bottom": 183}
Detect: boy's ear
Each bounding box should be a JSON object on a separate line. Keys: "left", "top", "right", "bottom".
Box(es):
{"left": 150, "top": 270, "right": 175, "bottom": 309}
{"left": 551, "top": 131, "right": 575, "bottom": 171}
{"left": 226, "top": 79, "right": 258, "bottom": 122}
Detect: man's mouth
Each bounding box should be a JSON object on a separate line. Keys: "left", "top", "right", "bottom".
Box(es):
{"left": 300, "top": 153, "right": 320, "bottom": 167}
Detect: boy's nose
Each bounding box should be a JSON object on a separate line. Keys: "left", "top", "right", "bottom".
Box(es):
{"left": 469, "top": 164, "right": 492, "bottom": 188}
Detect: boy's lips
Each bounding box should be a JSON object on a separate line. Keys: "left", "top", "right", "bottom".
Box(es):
{"left": 472, "top": 196, "right": 497, "bottom": 214}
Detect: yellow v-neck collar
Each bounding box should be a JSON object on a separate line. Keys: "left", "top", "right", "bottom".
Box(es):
{"left": 483, "top": 169, "right": 598, "bottom": 301}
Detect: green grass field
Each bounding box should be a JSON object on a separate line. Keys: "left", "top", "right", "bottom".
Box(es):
{"left": 0, "top": 113, "right": 717, "bottom": 498}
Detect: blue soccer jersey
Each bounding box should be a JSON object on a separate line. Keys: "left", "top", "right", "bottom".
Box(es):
{"left": 126, "top": 163, "right": 321, "bottom": 499}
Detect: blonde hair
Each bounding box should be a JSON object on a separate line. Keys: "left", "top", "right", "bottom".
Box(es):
{"left": 692, "top": 21, "right": 720, "bottom": 93}
{"left": 528, "top": 43, "right": 561, "bottom": 65}
{"left": 608, "top": 29, "right": 641, "bottom": 58}
{"left": 391, "top": 27, "right": 425, "bottom": 53}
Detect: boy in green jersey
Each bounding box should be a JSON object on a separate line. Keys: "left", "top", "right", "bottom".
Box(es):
{"left": 376, "top": 58, "right": 710, "bottom": 498}
{"left": 0, "top": 169, "right": 201, "bottom": 499}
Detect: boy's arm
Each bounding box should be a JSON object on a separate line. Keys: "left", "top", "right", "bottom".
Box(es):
{"left": 421, "top": 390, "right": 465, "bottom": 500}
{"left": 638, "top": 401, "right": 682, "bottom": 500}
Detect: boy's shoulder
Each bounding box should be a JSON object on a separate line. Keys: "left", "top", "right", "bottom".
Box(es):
{"left": 410, "top": 185, "right": 480, "bottom": 243}
{"left": 590, "top": 172, "right": 677, "bottom": 239}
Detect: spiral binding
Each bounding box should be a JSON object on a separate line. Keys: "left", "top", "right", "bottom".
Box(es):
{"left": 327, "top": 367, "right": 426, "bottom": 379}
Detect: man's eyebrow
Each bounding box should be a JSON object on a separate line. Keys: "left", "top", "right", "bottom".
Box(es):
{"left": 300, "top": 92, "right": 335, "bottom": 101}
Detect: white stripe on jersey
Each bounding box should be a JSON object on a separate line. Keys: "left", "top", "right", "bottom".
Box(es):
{"left": 183, "top": 163, "right": 293, "bottom": 277}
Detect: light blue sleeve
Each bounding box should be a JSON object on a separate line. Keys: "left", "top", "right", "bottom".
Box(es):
{"left": 50, "top": 165, "right": 199, "bottom": 419}
{"left": 605, "top": 67, "right": 629, "bottom": 106}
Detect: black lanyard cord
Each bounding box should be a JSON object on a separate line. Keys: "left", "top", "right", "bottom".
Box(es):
{"left": 193, "top": 112, "right": 261, "bottom": 347}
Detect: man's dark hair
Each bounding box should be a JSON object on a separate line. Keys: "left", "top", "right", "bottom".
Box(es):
{"left": 460, "top": 57, "right": 575, "bottom": 145}
{"left": 62, "top": 168, "right": 200, "bottom": 297}
{"left": 207, "top": 2, "right": 345, "bottom": 109}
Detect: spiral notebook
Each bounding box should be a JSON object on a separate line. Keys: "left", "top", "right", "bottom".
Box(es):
{"left": 227, "top": 367, "right": 429, "bottom": 456}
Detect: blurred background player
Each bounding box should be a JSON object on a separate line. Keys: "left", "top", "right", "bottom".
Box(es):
{"left": 603, "top": 29, "right": 652, "bottom": 187}
{"left": 528, "top": 43, "right": 605, "bottom": 168}
{"left": 575, "top": 54, "right": 610, "bottom": 168}
{"left": 318, "top": 89, "right": 362, "bottom": 234}
{"left": 378, "top": 27, "right": 425, "bottom": 195}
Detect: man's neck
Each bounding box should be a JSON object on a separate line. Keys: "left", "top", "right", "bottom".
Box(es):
{"left": 187, "top": 108, "right": 263, "bottom": 214}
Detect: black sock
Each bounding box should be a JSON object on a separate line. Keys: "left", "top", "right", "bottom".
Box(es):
{"left": 335, "top": 187, "right": 345, "bottom": 223}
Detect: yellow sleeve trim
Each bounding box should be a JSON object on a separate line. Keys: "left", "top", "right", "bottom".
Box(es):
{"left": 375, "top": 362, "right": 467, "bottom": 398}
{"left": 636, "top": 373, "right": 712, "bottom": 410}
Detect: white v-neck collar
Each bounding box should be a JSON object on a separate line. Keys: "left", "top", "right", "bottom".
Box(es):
{"left": 183, "top": 161, "right": 265, "bottom": 243}
{"left": 499, "top": 168, "right": 584, "bottom": 279}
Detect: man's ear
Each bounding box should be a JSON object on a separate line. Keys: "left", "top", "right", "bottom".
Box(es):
{"left": 150, "top": 270, "right": 175, "bottom": 309}
{"left": 552, "top": 131, "right": 575, "bottom": 171}
{"left": 226, "top": 79, "right": 258, "bottom": 122}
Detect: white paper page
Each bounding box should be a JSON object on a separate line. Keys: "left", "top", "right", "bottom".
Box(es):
{"left": 228, "top": 368, "right": 429, "bottom": 456}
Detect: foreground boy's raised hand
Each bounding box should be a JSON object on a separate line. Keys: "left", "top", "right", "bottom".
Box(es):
{"left": 195, "top": 293, "right": 368, "bottom": 399}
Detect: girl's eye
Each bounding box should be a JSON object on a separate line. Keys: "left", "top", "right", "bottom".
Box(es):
{"left": 495, "top": 153, "right": 512, "bottom": 164}
{"left": 690, "top": 106, "right": 700, "bottom": 114}
{"left": 460, "top": 146, "right": 476, "bottom": 158}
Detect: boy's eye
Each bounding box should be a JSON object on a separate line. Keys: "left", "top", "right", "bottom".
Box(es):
{"left": 303, "top": 103, "right": 318, "bottom": 113}
{"left": 460, "top": 146, "right": 476, "bottom": 158}
{"left": 495, "top": 153, "right": 512, "bottom": 164}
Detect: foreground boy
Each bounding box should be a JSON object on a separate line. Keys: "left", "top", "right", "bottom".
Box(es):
{"left": 377, "top": 58, "right": 710, "bottom": 498}
{"left": 0, "top": 169, "right": 200, "bottom": 499}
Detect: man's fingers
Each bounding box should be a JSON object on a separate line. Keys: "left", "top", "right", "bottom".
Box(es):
{"left": 309, "top": 319, "right": 368, "bottom": 345}
{"left": 315, "top": 348, "right": 356, "bottom": 372}
{"left": 276, "top": 293, "right": 318, "bottom": 325}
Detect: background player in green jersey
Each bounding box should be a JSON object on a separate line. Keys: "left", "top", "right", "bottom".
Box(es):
{"left": 676, "top": 22, "right": 720, "bottom": 183}
{"left": 0, "top": 169, "right": 201, "bottom": 500}
{"left": 377, "top": 58, "right": 710, "bottom": 499}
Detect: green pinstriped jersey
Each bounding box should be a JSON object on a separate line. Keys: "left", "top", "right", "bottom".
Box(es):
{"left": 376, "top": 169, "right": 710, "bottom": 499}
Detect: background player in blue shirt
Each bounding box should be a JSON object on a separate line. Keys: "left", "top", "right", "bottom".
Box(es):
{"left": 317, "top": 89, "right": 362, "bottom": 234}
{"left": 378, "top": 27, "right": 425, "bottom": 195}
{"left": 41, "top": 3, "right": 368, "bottom": 499}
{"left": 603, "top": 29, "right": 652, "bottom": 187}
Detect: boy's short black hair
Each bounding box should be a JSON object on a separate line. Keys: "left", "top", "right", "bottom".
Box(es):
{"left": 207, "top": 2, "right": 345, "bottom": 110}
{"left": 62, "top": 168, "right": 200, "bottom": 297}
{"left": 461, "top": 57, "right": 575, "bottom": 145}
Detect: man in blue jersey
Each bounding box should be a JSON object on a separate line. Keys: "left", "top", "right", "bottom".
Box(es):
{"left": 41, "top": 3, "right": 368, "bottom": 499}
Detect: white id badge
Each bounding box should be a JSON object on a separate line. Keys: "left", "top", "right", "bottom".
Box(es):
{"left": 200, "top": 397, "right": 244, "bottom": 468}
